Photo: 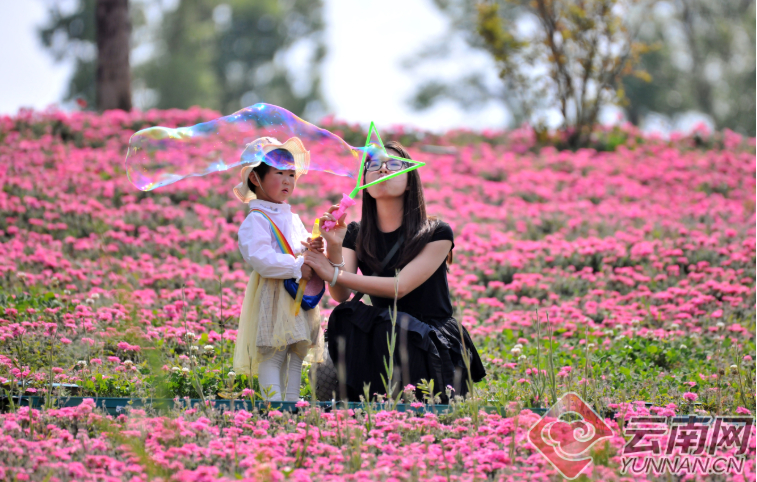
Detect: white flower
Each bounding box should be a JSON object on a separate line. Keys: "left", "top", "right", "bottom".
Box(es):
{"left": 227, "top": 371, "right": 236, "bottom": 378}
{"left": 190, "top": 345, "right": 199, "bottom": 352}
{"left": 91, "top": 293, "right": 100, "bottom": 299}
{"left": 171, "top": 366, "right": 181, "bottom": 372}
{"left": 63, "top": 290, "right": 71, "bottom": 295}
{"left": 77, "top": 360, "right": 87, "bottom": 366}
{"left": 679, "top": 344, "right": 687, "bottom": 350}
{"left": 182, "top": 367, "right": 190, "bottom": 373}
{"left": 631, "top": 319, "right": 640, "bottom": 325}
{"left": 730, "top": 365, "right": 739, "bottom": 374}
{"left": 624, "top": 345, "right": 632, "bottom": 350}
{"left": 518, "top": 355, "right": 527, "bottom": 360}
{"left": 185, "top": 331, "right": 196, "bottom": 340}
{"left": 670, "top": 323, "right": 680, "bottom": 330}
{"left": 510, "top": 347, "right": 522, "bottom": 356}
{"left": 123, "top": 360, "right": 133, "bottom": 366}
{"left": 605, "top": 330, "right": 614, "bottom": 336}
{"left": 614, "top": 335, "right": 625, "bottom": 342}
{"left": 85, "top": 298, "right": 95, "bottom": 305}
{"left": 204, "top": 345, "right": 214, "bottom": 352}
{"left": 715, "top": 322, "right": 725, "bottom": 329}
{"left": 587, "top": 343, "right": 595, "bottom": 349}
{"left": 513, "top": 343, "right": 523, "bottom": 350}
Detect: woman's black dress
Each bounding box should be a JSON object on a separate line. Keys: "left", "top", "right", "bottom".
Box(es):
{"left": 327, "top": 221, "right": 486, "bottom": 403}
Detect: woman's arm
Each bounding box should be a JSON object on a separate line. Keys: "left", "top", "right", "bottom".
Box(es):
{"left": 304, "top": 240, "right": 452, "bottom": 300}
{"left": 326, "top": 247, "right": 357, "bottom": 303}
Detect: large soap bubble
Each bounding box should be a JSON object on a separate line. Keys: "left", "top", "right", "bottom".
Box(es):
{"left": 125, "top": 103, "right": 361, "bottom": 191}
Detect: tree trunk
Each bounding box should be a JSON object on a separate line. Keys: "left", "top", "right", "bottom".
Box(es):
{"left": 96, "top": 0, "right": 131, "bottom": 111}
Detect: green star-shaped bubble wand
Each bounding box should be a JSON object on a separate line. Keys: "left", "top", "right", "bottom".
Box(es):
{"left": 321, "top": 121, "right": 425, "bottom": 231}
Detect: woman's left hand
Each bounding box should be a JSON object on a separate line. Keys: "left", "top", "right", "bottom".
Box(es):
{"left": 303, "top": 250, "right": 334, "bottom": 281}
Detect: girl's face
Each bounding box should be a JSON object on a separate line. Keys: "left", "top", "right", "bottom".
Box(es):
{"left": 365, "top": 148, "right": 408, "bottom": 200}
{"left": 249, "top": 167, "right": 297, "bottom": 204}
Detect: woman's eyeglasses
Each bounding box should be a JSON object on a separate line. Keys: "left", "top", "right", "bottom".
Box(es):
{"left": 365, "top": 157, "right": 407, "bottom": 172}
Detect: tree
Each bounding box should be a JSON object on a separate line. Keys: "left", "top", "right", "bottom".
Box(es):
{"left": 475, "top": 0, "right": 651, "bottom": 147}
{"left": 409, "top": 0, "right": 756, "bottom": 136}
{"left": 402, "top": 0, "right": 528, "bottom": 125}
{"left": 96, "top": 0, "right": 132, "bottom": 110}
{"left": 621, "top": 0, "right": 756, "bottom": 135}
{"left": 39, "top": 0, "right": 327, "bottom": 117}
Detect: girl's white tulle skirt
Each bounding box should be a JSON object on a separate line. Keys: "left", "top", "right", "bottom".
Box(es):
{"left": 232, "top": 271, "right": 324, "bottom": 377}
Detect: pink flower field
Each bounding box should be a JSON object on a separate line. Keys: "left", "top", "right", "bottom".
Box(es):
{"left": 0, "top": 107, "right": 755, "bottom": 481}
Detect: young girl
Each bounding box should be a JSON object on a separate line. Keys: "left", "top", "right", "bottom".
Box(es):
{"left": 232, "top": 136, "right": 325, "bottom": 401}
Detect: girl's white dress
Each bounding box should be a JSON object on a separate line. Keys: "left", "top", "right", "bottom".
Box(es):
{"left": 232, "top": 199, "right": 325, "bottom": 377}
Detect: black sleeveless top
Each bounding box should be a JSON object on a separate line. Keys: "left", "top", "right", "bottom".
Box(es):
{"left": 342, "top": 220, "right": 455, "bottom": 321}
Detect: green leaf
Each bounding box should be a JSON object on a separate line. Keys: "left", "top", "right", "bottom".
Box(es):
{"left": 619, "top": 367, "right": 631, "bottom": 378}
{"left": 646, "top": 345, "right": 658, "bottom": 354}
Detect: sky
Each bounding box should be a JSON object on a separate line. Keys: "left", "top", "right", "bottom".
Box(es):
{"left": 0, "top": 1, "right": 712, "bottom": 134}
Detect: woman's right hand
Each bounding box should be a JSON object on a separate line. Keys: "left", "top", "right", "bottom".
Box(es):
{"left": 319, "top": 204, "right": 348, "bottom": 247}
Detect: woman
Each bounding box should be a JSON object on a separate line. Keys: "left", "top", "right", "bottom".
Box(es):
{"left": 303, "top": 141, "right": 486, "bottom": 402}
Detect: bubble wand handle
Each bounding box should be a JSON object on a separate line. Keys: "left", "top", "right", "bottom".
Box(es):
{"left": 293, "top": 219, "right": 321, "bottom": 316}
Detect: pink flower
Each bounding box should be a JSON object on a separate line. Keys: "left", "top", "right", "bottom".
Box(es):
{"left": 517, "top": 378, "right": 530, "bottom": 384}
{"left": 683, "top": 392, "right": 698, "bottom": 402}
{"left": 241, "top": 389, "right": 254, "bottom": 398}
{"left": 268, "top": 410, "right": 283, "bottom": 418}
{"left": 60, "top": 337, "right": 72, "bottom": 345}
{"left": 404, "top": 384, "right": 416, "bottom": 391}
{"left": 736, "top": 407, "right": 751, "bottom": 415}
{"left": 90, "top": 358, "right": 102, "bottom": 365}
{"left": 295, "top": 400, "right": 309, "bottom": 408}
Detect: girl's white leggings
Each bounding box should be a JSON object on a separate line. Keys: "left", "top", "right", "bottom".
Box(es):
{"left": 257, "top": 346, "right": 303, "bottom": 401}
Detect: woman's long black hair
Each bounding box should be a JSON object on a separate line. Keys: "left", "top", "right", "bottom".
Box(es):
{"left": 355, "top": 140, "right": 452, "bottom": 274}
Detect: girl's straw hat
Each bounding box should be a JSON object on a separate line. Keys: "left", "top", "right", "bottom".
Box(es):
{"left": 233, "top": 136, "right": 310, "bottom": 202}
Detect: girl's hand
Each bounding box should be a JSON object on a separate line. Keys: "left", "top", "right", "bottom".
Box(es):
{"left": 300, "top": 263, "right": 314, "bottom": 282}
{"left": 303, "top": 250, "right": 334, "bottom": 281}
{"left": 301, "top": 236, "right": 324, "bottom": 253}
{"left": 319, "top": 204, "right": 348, "bottom": 246}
